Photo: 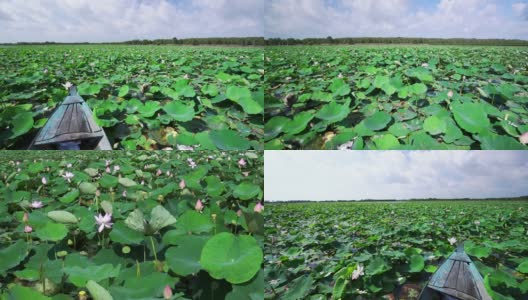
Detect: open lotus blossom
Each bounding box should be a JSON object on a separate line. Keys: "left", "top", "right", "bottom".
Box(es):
{"left": 31, "top": 201, "right": 44, "bottom": 209}
{"left": 62, "top": 171, "right": 74, "bottom": 182}
{"left": 351, "top": 265, "right": 364, "bottom": 280}
{"left": 113, "top": 165, "right": 120, "bottom": 172}
{"left": 187, "top": 158, "right": 197, "bottom": 169}
{"left": 421, "top": 63, "right": 429, "bottom": 67}
{"left": 95, "top": 213, "right": 113, "bottom": 233}
{"left": 195, "top": 199, "right": 204, "bottom": 211}
{"left": 238, "top": 158, "right": 246, "bottom": 167}
{"left": 41, "top": 177, "right": 47, "bottom": 185}
{"left": 23, "top": 212, "right": 29, "bottom": 223}
{"left": 242, "top": 171, "right": 250, "bottom": 177}
{"left": 447, "top": 90, "right": 454, "bottom": 98}
{"left": 24, "top": 225, "right": 33, "bottom": 233}
{"left": 448, "top": 237, "right": 457, "bottom": 245}
{"left": 474, "top": 220, "right": 480, "bottom": 226}
{"left": 67, "top": 163, "right": 72, "bottom": 168}
{"left": 163, "top": 285, "right": 173, "bottom": 299}
{"left": 520, "top": 132, "right": 528, "bottom": 145}
{"left": 254, "top": 202, "right": 264, "bottom": 213}
{"left": 62, "top": 82, "right": 73, "bottom": 90}
{"left": 179, "top": 179, "right": 186, "bottom": 189}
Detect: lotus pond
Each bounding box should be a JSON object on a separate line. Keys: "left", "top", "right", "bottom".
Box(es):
{"left": 0, "top": 150, "right": 264, "bottom": 299}
{"left": 264, "top": 200, "right": 528, "bottom": 299}
{"left": 265, "top": 46, "right": 528, "bottom": 150}
{"left": 0, "top": 45, "right": 264, "bottom": 150}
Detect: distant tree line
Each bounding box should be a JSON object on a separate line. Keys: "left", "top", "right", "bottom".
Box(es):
{"left": 5, "top": 37, "right": 264, "bottom": 46}
{"left": 265, "top": 36, "right": 528, "bottom": 46}
{"left": 268, "top": 195, "right": 528, "bottom": 204}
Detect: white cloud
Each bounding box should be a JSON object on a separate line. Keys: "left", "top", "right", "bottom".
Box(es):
{"left": 513, "top": 2, "right": 528, "bottom": 19}
{"left": 264, "top": 151, "right": 528, "bottom": 201}
{"left": 265, "top": 0, "right": 528, "bottom": 39}
{"left": 0, "top": 0, "right": 264, "bottom": 43}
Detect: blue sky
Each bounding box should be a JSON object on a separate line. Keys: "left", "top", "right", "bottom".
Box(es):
{"left": 265, "top": 151, "right": 528, "bottom": 201}
{"left": 0, "top": 0, "right": 263, "bottom": 43}
{"left": 265, "top": 0, "right": 528, "bottom": 39}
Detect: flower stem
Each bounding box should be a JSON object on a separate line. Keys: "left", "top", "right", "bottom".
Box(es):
{"left": 150, "top": 236, "right": 158, "bottom": 262}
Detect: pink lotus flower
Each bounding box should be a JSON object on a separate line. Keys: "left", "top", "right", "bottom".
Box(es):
{"left": 163, "top": 285, "right": 172, "bottom": 299}
{"left": 156, "top": 169, "right": 162, "bottom": 176}
{"left": 95, "top": 190, "right": 101, "bottom": 197}
{"left": 242, "top": 172, "right": 250, "bottom": 177}
{"left": 179, "top": 179, "right": 186, "bottom": 189}
{"left": 106, "top": 167, "right": 111, "bottom": 173}
{"left": 41, "top": 177, "right": 47, "bottom": 185}
{"left": 254, "top": 202, "right": 264, "bottom": 213}
{"left": 238, "top": 158, "right": 246, "bottom": 167}
{"left": 195, "top": 199, "right": 204, "bottom": 212}
{"left": 520, "top": 132, "right": 528, "bottom": 145}
{"left": 105, "top": 160, "right": 110, "bottom": 167}
{"left": 351, "top": 265, "right": 364, "bottom": 280}
{"left": 62, "top": 171, "right": 74, "bottom": 183}
{"left": 31, "top": 201, "right": 44, "bottom": 209}
{"left": 95, "top": 213, "right": 113, "bottom": 233}
{"left": 447, "top": 90, "right": 453, "bottom": 98}
{"left": 23, "top": 212, "right": 29, "bottom": 223}
{"left": 24, "top": 225, "right": 33, "bottom": 233}
{"left": 237, "top": 209, "right": 242, "bottom": 217}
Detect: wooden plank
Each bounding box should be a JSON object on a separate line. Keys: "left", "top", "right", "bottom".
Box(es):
{"left": 445, "top": 260, "right": 461, "bottom": 288}
{"left": 429, "top": 257, "right": 454, "bottom": 287}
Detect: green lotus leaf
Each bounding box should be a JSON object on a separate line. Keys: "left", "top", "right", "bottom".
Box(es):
{"left": 47, "top": 210, "right": 78, "bottom": 224}
{"left": 59, "top": 189, "right": 80, "bottom": 204}
{"left": 35, "top": 222, "right": 68, "bottom": 242}
{"left": 165, "top": 235, "right": 207, "bottom": 276}
{"left": 233, "top": 181, "right": 262, "bottom": 200}
{"left": 364, "top": 112, "right": 392, "bottom": 131}
{"left": 86, "top": 280, "right": 114, "bottom": 300}
{"left": 163, "top": 101, "right": 196, "bottom": 122}
{"left": 210, "top": 129, "right": 251, "bottom": 150}
{"left": 79, "top": 182, "right": 97, "bottom": 194}
{"left": 200, "top": 232, "right": 263, "bottom": 284}
{"left": 315, "top": 102, "right": 351, "bottom": 123}
{"left": 451, "top": 102, "right": 490, "bottom": 134}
